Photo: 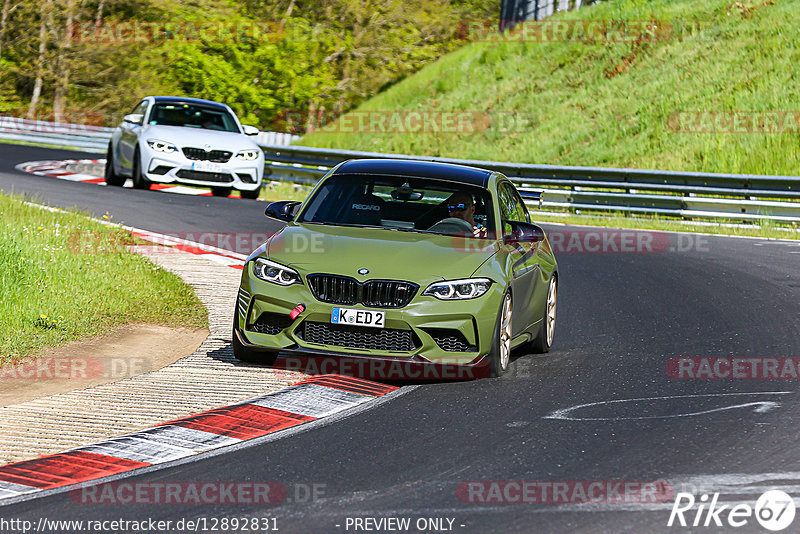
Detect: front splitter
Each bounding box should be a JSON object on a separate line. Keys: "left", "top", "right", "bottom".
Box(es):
{"left": 236, "top": 327, "right": 491, "bottom": 381}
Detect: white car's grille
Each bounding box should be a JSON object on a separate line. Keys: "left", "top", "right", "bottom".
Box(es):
{"left": 182, "top": 147, "right": 232, "bottom": 163}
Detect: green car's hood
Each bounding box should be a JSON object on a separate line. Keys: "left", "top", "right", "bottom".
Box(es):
{"left": 267, "top": 223, "right": 497, "bottom": 283}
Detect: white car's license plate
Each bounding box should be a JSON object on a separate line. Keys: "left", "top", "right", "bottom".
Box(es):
{"left": 192, "top": 161, "right": 223, "bottom": 173}
{"left": 331, "top": 307, "right": 385, "bottom": 328}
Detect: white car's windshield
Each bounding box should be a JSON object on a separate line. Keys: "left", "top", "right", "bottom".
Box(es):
{"left": 148, "top": 103, "right": 240, "bottom": 133}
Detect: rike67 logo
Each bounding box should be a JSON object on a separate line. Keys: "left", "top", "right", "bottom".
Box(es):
{"left": 668, "top": 490, "right": 796, "bottom": 531}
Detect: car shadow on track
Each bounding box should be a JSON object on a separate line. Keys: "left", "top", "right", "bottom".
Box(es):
{"left": 206, "top": 341, "right": 555, "bottom": 386}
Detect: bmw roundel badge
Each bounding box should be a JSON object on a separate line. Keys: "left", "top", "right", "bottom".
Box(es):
{"left": 358, "top": 268, "right": 370, "bottom": 275}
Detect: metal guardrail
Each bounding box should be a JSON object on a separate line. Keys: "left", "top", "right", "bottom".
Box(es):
{"left": 255, "top": 131, "right": 300, "bottom": 147}
{"left": 257, "top": 144, "right": 800, "bottom": 223}
{"left": 0, "top": 117, "right": 113, "bottom": 151}
{"left": 0, "top": 116, "right": 298, "bottom": 153}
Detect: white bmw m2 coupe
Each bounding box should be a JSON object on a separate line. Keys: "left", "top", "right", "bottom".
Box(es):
{"left": 105, "top": 96, "right": 264, "bottom": 198}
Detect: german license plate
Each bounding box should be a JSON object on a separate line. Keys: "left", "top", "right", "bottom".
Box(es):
{"left": 331, "top": 307, "right": 385, "bottom": 328}
{"left": 192, "top": 161, "right": 223, "bottom": 172}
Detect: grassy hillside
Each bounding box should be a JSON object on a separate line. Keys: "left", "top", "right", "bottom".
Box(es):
{"left": 301, "top": 0, "right": 800, "bottom": 176}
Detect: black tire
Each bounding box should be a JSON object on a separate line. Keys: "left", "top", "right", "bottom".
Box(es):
{"left": 488, "top": 291, "right": 513, "bottom": 378}
{"left": 232, "top": 316, "right": 278, "bottom": 364}
{"left": 211, "top": 187, "right": 233, "bottom": 197}
{"left": 131, "top": 147, "right": 151, "bottom": 190}
{"left": 104, "top": 143, "right": 125, "bottom": 186}
{"left": 530, "top": 275, "right": 557, "bottom": 354}
{"left": 239, "top": 187, "right": 261, "bottom": 199}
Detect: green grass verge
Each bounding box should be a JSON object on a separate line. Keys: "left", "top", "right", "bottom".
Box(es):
{"left": 300, "top": 0, "right": 800, "bottom": 176}
{"left": 258, "top": 180, "right": 312, "bottom": 203}
{"left": 0, "top": 193, "right": 208, "bottom": 362}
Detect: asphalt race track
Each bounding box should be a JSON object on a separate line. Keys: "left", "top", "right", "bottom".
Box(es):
{"left": 3, "top": 142, "right": 800, "bottom": 533}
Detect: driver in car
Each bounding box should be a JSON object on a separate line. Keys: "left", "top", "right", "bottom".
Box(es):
{"left": 444, "top": 192, "right": 487, "bottom": 238}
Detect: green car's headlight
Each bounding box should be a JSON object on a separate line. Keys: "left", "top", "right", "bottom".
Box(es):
{"left": 423, "top": 278, "right": 492, "bottom": 300}
{"left": 253, "top": 258, "right": 302, "bottom": 286}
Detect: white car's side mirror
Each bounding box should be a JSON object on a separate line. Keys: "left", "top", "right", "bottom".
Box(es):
{"left": 242, "top": 125, "right": 259, "bottom": 136}
{"left": 123, "top": 113, "right": 144, "bottom": 125}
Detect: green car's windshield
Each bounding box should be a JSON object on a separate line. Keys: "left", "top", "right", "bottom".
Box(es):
{"left": 297, "top": 174, "right": 496, "bottom": 239}
{"left": 148, "top": 103, "right": 240, "bottom": 133}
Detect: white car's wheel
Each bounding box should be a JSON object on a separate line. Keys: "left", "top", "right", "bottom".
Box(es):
{"left": 211, "top": 187, "right": 232, "bottom": 197}
{"left": 131, "top": 147, "right": 151, "bottom": 190}
{"left": 240, "top": 187, "right": 261, "bottom": 200}
{"left": 104, "top": 143, "right": 125, "bottom": 187}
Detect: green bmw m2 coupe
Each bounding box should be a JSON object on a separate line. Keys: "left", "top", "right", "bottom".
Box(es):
{"left": 233, "top": 159, "right": 558, "bottom": 378}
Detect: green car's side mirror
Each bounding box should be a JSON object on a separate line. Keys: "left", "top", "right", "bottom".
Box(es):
{"left": 265, "top": 200, "right": 301, "bottom": 222}
{"left": 504, "top": 221, "right": 544, "bottom": 246}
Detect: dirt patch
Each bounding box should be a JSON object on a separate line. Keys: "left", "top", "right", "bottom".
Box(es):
{"left": 0, "top": 324, "right": 208, "bottom": 406}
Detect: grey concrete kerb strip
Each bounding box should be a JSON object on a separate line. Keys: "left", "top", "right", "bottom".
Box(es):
{"left": 0, "top": 245, "right": 308, "bottom": 465}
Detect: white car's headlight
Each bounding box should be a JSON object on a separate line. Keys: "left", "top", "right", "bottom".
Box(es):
{"left": 146, "top": 139, "right": 178, "bottom": 153}
{"left": 423, "top": 278, "right": 492, "bottom": 300}
{"left": 236, "top": 149, "right": 261, "bottom": 161}
{"left": 253, "top": 258, "right": 301, "bottom": 286}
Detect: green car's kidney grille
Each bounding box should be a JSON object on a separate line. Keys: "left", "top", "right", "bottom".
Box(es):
{"left": 300, "top": 321, "right": 418, "bottom": 352}
{"left": 307, "top": 274, "right": 418, "bottom": 308}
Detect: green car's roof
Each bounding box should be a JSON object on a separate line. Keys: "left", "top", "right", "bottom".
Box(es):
{"left": 334, "top": 159, "right": 493, "bottom": 188}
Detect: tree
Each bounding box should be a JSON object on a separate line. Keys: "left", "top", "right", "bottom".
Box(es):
{"left": 6, "top": 0, "right": 500, "bottom": 126}
{"left": 26, "top": 0, "right": 52, "bottom": 119}
{"left": 0, "top": 0, "right": 19, "bottom": 61}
